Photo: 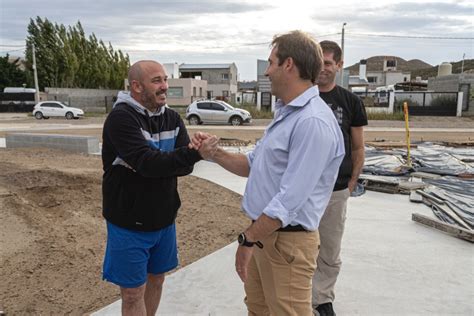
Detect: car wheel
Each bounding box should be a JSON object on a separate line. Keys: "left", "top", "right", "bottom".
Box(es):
{"left": 230, "top": 116, "right": 243, "bottom": 126}
{"left": 188, "top": 115, "right": 200, "bottom": 125}
{"left": 65, "top": 112, "right": 74, "bottom": 120}
{"left": 35, "top": 111, "right": 44, "bottom": 120}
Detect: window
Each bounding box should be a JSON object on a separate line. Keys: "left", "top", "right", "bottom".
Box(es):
{"left": 211, "top": 103, "right": 225, "bottom": 111}
{"left": 197, "top": 102, "right": 212, "bottom": 110}
{"left": 386, "top": 60, "right": 396, "bottom": 68}
{"left": 367, "top": 76, "right": 377, "bottom": 83}
{"left": 222, "top": 90, "right": 229, "bottom": 97}
{"left": 193, "top": 87, "right": 196, "bottom": 97}
{"left": 199, "top": 87, "right": 203, "bottom": 97}
{"left": 222, "top": 73, "right": 229, "bottom": 80}
{"left": 167, "top": 87, "right": 183, "bottom": 98}
{"left": 44, "top": 102, "right": 63, "bottom": 108}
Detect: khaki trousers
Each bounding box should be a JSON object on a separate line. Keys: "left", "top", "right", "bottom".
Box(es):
{"left": 312, "top": 188, "right": 350, "bottom": 306}
{"left": 244, "top": 230, "right": 320, "bottom": 316}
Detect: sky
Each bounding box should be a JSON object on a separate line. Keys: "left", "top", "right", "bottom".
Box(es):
{"left": 1, "top": 0, "right": 473, "bottom": 81}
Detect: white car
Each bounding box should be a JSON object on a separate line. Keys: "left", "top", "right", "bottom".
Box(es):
{"left": 33, "top": 101, "right": 84, "bottom": 120}
{"left": 185, "top": 100, "right": 252, "bottom": 126}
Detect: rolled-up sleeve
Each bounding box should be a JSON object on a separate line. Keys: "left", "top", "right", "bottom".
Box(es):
{"left": 262, "top": 117, "right": 340, "bottom": 227}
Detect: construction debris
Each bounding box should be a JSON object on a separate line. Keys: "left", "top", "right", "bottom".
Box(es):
{"left": 412, "top": 213, "right": 474, "bottom": 243}
{"left": 359, "top": 142, "right": 474, "bottom": 239}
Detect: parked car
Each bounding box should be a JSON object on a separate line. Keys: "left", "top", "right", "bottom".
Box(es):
{"left": 185, "top": 100, "right": 252, "bottom": 126}
{"left": 33, "top": 101, "right": 84, "bottom": 120}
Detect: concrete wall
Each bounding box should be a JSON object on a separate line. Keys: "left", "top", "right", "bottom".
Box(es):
{"left": 428, "top": 74, "right": 474, "bottom": 116}
{"left": 167, "top": 78, "right": 207, "bottom": 106}
{"left": 427, "top": 74, "right": 474, "bottom": 92}
{"left": 45, "top": 87, "right": 119, "bottom": 113}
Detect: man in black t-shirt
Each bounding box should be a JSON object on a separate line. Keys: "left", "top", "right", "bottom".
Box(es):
{"left": 312, "top": 41, "right": 368, "bottom": 316}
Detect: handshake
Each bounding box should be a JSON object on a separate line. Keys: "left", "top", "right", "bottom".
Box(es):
{"left": 188, "top": 132, "right": 220, "bottom": 160}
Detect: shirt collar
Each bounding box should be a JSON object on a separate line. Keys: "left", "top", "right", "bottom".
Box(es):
{"left": 274, "top": 86, "right": 319, "bottom": 112}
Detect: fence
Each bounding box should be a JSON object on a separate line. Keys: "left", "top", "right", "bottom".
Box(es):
{"left": 0, "top": 92, "right": 36, "bottom": 112}
{"left": 362, "top": 91, "right": 463, "bottom": 117}
{"left": 394, "top": 92, "right": 459, "bottom": 116}
{"left": 355, "top": 91, "right": 391, "bottom": 108}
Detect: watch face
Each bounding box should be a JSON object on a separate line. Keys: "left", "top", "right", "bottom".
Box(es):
{"left": 238, "top": 233, "right": 245, "bottom": 245}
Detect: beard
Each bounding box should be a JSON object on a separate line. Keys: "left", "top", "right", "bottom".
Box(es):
{"left": 141, "top": 89, "right": 166, "bottom": 110}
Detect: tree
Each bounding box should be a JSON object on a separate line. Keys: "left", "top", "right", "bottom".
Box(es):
{"left": 0, "top": 54, "right": 28, "bottom": 91}
{"left": 25, "top": 17, "right": 129, "bottom": 90}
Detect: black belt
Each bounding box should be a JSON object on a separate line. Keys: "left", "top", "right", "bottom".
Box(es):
{"left": 277, "top": 224, "right": 307, "bottom": 232}
{"left": 251, "top": 220, "right": 307, "bottom": 232}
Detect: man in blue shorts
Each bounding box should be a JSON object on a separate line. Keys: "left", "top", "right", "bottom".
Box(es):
{"left": 101, "top": 60, "right": 217, "bottom": 315}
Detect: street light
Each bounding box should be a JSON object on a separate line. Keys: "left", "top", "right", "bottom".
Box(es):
{"left": 340, "top": 22, "right": 347, "bottom": 86}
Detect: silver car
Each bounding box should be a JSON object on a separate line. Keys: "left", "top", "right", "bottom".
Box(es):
{"left": 185, "top": 100, "right": 252, "bottom": 126}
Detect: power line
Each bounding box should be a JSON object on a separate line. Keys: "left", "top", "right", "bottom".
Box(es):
{"left": 0, "top": 48, "right": 25, "bottom": 54}
{"left": 347, "top": 32, "right": 474, "bottom": 40}
{"left": 0, "top": 44, "right": 25, "bottom": 47}
{"left": 124, "top": 33, "right": 343, "bottom": 52}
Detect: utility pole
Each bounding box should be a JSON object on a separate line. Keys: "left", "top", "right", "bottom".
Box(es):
{"left": 340, "top": 22, "right": 347, "bottom": 86}
{"left": 461, "top": 53, "right": 466, "bottom": 73}
{"left": 32, "top": 43, "right": 40, "bottom": 103}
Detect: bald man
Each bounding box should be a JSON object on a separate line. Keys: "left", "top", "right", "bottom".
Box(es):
{"left": 101, "top": 61, "right": 217, "bottom": 315}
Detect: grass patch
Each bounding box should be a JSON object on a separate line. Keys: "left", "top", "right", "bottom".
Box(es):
{"left": 231, "top": 103, "right": 274, "bottom": 119}
{"left": 84, "top": 112, "right": 107, "bottom": 117}
{"left": 367, "top": 111, "right": 405, "bottom": 120}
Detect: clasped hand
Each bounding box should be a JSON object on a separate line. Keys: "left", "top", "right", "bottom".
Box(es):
{"left": 188, "top": 132, "right": 219, "bottom": 160}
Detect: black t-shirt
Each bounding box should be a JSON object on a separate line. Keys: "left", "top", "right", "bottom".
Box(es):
{"left": 320, "top": 85, "right": 368, "bottom": 191}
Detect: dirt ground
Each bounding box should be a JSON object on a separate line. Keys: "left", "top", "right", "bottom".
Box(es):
{"left": 0, "top": 114, "right": 473, "bottom": 314}
{"left": 0, "top": 148, "right": 249, "bottom": 315}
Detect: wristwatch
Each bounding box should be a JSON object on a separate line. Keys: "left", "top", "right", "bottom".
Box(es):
{"left": 238, "top": 232, "right": 263, "bottom": 248}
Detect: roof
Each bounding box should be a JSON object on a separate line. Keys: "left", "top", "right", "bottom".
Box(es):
{"left": 348, "top": 76, "right": 369, "bottom": 86}
{"left": 238, "top": 81, "right": 257, "bottom": 90}
{"left": 346, "top": 56, "right": 432, "bottom": 75}
{"left": 180, "top": 63, "right": 233, "bottom": 70}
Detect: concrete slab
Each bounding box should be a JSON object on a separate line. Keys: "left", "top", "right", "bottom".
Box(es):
{"left": 93, "top": 161, "right": 473, "bottom": 315}
{"left": 5, "top": 133, "right": 100, "bottom": 154}
{"left": 94, "top": 242, "right": 246, "bottom": 316}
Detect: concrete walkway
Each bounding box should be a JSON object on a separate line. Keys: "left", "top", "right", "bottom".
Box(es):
{"left": 93, "top": 161, "right": 473, "bottom": 316}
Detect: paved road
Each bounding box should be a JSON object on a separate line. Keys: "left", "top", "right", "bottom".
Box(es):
{"left": 0, "top": 115, "right": 472, "bottom": 142}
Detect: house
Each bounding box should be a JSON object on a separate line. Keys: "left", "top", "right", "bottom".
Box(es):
{"left": 124, "top": 65, "right": 208, "bottom": 107}
{"left": 348, "top": 59, "right": 369, "bottom": 92}
{"left": 166, "top": 78, "right": 207, "bottom": 106}
{"left": 345, "top": 56, "right": 432, "bottom": 90}
{"left": 162, "top": 63, "right": 208, "bottom": 106}
{"left": 256, "top": 59, "right": 275, "bottom": 111}
{"left": 236, "top": 81, "right": 257, "bottom": 105}
{"left": 179, "top": 63, "right": 238, "bottom": 102}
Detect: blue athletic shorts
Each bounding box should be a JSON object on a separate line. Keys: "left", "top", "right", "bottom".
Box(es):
{"left": 103, "top": 221, "right": 178, "bottom": 288}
